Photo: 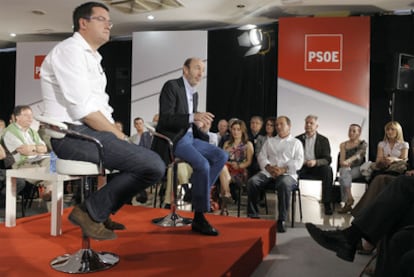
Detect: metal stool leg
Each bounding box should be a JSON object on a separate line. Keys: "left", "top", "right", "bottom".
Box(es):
{"left": 50, "top": 234, "right": 119, "bottom": 273}
{"left": 152, "top": 161, "right": 192, "bottom": 227}
{"left": 51, "top": 176, "right": 119, "bottom": 273}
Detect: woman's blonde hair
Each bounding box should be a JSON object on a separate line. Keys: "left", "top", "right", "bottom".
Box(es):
{"left": 383, "top": 121, "right": 404, "bottom": 143}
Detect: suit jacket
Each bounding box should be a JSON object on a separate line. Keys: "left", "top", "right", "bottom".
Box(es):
{"left": 296, "top": 132, "right": 332, "bottom": 166}
{"left": 151, "top": 77, "right": 200, "bottom": 165}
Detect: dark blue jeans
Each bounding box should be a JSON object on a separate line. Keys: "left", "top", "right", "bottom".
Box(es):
{"left": 51, "top": 124, "right": 165, "bottom": 222}
{"left": 174, "top": 132, "right": 228, "bottom": 212}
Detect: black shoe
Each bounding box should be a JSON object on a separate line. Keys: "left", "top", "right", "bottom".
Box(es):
{"left": 163, "top": 203, "right": 171, "bottom": 210}
{"left": 103, "top": 217, "right": 126, "bottom": 230}
{"left": 248, "top": 213, "right": 261, "bottom": 219}
{"left": 68, "top": 206, "right": 117, "bottom": 240}
{"left": 324, "top": 203, "right": 333, "bottom": 215}
{"left": 135, "top": 190, "right": 148, "bottom": 204}
{"left": 305, "top": 223, "right": 356, "bottom": 262}
{"left": 277, "top": 220, "right": 286, "bottom": 233}
{"left": 191, "top": 218, "right": 219, "bottom": 236}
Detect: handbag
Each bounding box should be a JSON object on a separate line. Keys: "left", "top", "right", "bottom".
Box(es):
{"left": 385, "top": 160, "right": 407, "bottom": 174}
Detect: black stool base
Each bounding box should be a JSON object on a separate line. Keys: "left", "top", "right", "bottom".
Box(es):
{"left": 152, "top": 212, "right": 192, "bottom": 227}
{"left": 50, "top": 248, "right": 119, "bottom": 273}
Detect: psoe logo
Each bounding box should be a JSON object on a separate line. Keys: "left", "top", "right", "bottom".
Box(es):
{"left": 34, "top": 55, "right": 46, "bottom": 79}
{"left": 305, "top": 34, "right": 342, "bottom": 71}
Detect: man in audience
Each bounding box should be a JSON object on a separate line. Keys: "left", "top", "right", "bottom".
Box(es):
{"left": 248, "top": 115, "right": 264, "bottom": 177}
{"left": 40, "top": 1, "right": 165, "bottom": 240}
{"left": 130, "top": 117, "right": 152, "bottom": 148}
{"left": 216, "top": 119, "right": 228, "bottom": 145}
{"left": 296, "top": 115, "right": 334, "bottom": 215}
{"left": 306, "top": 174, "right": 414, "bottom": 276}
{"left": 152, "top": 57, "right": 228, "bottom": 236}
{"left": 130, "top": 116, "right": 153, "bottom": 204}
{"left": 2, "top": 105, "right": 52, "bottom": 200}
{"left": 247, "top": 116, "right": 304, "bottom": 233}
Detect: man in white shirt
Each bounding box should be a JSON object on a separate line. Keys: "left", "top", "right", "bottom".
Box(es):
{"left": 40, "top": 2, "right": 165, "bottom": 240}
{"left": 247, "top": 116, "right": 304, "bottom": 233}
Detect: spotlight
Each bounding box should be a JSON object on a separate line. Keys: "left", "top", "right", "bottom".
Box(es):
{"left": 237, "top": 28, "right": 263, "bottom": 56}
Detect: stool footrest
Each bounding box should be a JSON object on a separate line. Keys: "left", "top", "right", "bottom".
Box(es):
{"left": 50, "top": 248, "right": 119, "bottom": 273}
{"left": 152, "top": 212, "right": 192, "bottom": 227}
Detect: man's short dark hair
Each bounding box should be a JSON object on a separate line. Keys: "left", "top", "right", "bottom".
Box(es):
{"left": 73, "top": 2, "right": 109, "bottom": 32}
{"left": 13, "top": 105, "right": 31, "bottom": 116}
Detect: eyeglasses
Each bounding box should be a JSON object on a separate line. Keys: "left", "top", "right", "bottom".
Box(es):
{"left": 84, "top": 16, "right": 113, "bottom": 29}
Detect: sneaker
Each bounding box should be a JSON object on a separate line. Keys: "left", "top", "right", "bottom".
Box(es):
{"left": 68, "top": 206, "right": 117, "bottom": 240}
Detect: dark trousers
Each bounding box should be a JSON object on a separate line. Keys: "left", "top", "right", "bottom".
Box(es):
{"left": 51, "top": 124, "right": 165, "bottom": 222}
{"left": 353, "top": 175, "right": 414, "bottom": 245}
{"left": 247, "top": 172, "right": 296, "bottom": 221}
{"left": 298, "top": 165, "right": 333, "bottom": 203}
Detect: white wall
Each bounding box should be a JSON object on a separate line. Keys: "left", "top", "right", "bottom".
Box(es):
{"left": 15, "top": 41, "right": 58, "bottom": 116}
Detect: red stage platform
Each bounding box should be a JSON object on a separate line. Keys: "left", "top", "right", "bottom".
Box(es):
{"left": 0, "top": 205, "right": 276, "bottom": 277}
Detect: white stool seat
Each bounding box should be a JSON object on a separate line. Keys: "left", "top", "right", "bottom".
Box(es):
{"left": 56, "top": 159, "right": 101, "bottom": 176}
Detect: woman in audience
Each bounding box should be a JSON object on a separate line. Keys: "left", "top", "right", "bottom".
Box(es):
{"left": 219, "top": 119, "right": 254, "bottom": 215}
{"left": 255, "top": 117, "right": 277, "bottom": 157}
{"left": 370, "top": 121, "right": 409, "bottom": 180}
{"left": 351, "top": 121, "right": 409, "bottom": 255}
{"left": 337, "top": 124, "right": 367, "bottom": 213}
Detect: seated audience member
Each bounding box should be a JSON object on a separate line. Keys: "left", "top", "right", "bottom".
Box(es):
{"left": 2, "top": 105, "right": 51, "bottom": 199}
{"left": 247, "top": 115, "right": 264, "bottom": 177}
{"left": 0, "top": 143, "right": 26, "bottom": 206}
{"left": 152, "top": 57, "right": 228, "bottom": 236}
{"left": 218, "top": 117, "right": 238, "bottom": 148}
{"left": 219, "top": 119, "right": 254, "bottom": 215}
{"left": 296, "top": 115, "right": 334, "bottom": 215}
{"left": 255, "top": 117, "right": 277, "bottom": 156}
{"left": 352, "top": 120, "right": 409, "bottom": 217}
{"left": 0, "top": 119, "right": 5, "bottom": 136}
{"left": 114, "top": 120, "right": 124, "bottom": 132}
{"left": 247, "top": 116, "right": 304, "bottom": 233}
{"left": 216, "top": 119, "right": 228, "bottom": 146}
{"left": 337, "top": 124, "right": 367, "bottom": 213}
{"left": 368, "top": 121, "right": 409, "bottom": 181}
{"left": 129, "top": 117, "right": 152, "bottom": 149}
{"left": 306, "top": 175, "right": 414, "bottom": 277}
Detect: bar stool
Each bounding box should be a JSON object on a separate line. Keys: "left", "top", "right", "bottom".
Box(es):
{"left": 145, "top": 123, "right": 192, "bottom": 227}
{"left": 36, "top": 116, "right": 119, "bottom": 273}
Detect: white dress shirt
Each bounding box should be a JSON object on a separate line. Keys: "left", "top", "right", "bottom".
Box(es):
{"left": 40, "top": 32, "right": 114, "bottom": 124}
{"left": 257, "top": 134, "right": 304, "bottom": 180}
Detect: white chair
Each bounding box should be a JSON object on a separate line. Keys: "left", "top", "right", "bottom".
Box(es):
{"left": 36, "top": 115, "right": 119, "bottom": 274}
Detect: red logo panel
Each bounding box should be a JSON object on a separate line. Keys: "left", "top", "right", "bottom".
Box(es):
{"left": 305, "top": 34, "right": 342, "bottom": 71}
{"left": 34, "top": 55, "right": 46, "bottom": 79}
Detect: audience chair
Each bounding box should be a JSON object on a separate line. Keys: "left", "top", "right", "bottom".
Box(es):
{"left": 145, "top": 123, "right": 192, "bottom": 227}
{"left": 259, "top": 181, "right": 303, "bottom": 228}
{"left": 36, "top": 116, "right": 119, "bottom": 274}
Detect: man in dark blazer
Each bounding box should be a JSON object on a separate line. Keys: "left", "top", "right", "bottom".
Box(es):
{"left": 152, "top": 57, "right": 228, "bottom": 236}
{"left": 296, "top": 115, "right": 334, "bottom": 215}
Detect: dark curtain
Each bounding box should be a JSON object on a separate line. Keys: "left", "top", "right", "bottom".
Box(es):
{"left": 207, "top": 23, "right": 278, "bottom": 131}
{"left": 370, "top": 15, "right": 414, "bottom": 162}
{"left": 99, "top": 40, "right": 132, "bottom": 135}
{"left": 0, "top": 51, "right": 16, "bottom": 123}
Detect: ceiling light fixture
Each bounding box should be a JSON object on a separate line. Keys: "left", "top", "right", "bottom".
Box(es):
{"left": 9, "top": 33, "right": 16, "bottom": 37}
{"left": 147, "top": 14, "right": 155, "bottom": 20}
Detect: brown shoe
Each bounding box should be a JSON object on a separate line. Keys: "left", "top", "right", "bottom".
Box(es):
{"left": 68, "top": 206, "right": 117, "bottom": 240}
{"left": 104, "top": 217, "right": 126, "bottom": 230}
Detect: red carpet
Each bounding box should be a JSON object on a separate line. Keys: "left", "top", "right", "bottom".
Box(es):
{"left": 0, "top": 205, "right": 276, "bottom": 276}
